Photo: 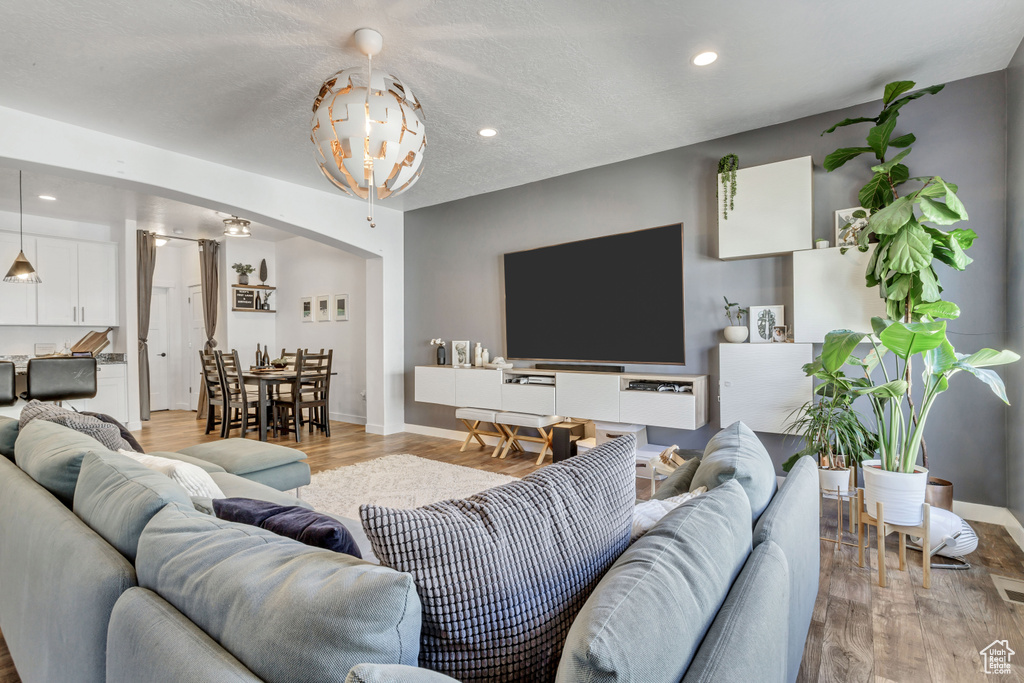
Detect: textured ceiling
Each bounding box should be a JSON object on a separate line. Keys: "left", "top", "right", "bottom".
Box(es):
{"left": 0, "top": 168, "right": 292, "bottom": 241}
{"left": 0, "top": 0, "right": 1022, "bottom": 212}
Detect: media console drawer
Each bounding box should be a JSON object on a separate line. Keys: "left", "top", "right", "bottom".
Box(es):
{"left": 619, "top": 391, "right": 697, "bottom": 430}
{"left": 501, "top": 383, "right": 556, "bottom": 415}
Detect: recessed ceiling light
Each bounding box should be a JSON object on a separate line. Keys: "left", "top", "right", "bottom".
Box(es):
{"left": 37, "top": 195, "right": 56, "bottom": 201}
{"left": 692, "top": 51, "right": 718, "bottom": 66}
{"left": 478, "top": 128, "right": 498, "bottom": 137}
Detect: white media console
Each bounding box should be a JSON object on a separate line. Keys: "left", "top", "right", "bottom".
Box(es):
{"left": 414, "top": 366, "right": 708, "bottom": 431}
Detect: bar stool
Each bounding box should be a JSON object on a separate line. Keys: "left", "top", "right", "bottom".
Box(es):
{"left": 454, "top": 408, "right": 506, "bottom": 457}
{"left": 494, "top": 412, "right": 562, "bottom": 466}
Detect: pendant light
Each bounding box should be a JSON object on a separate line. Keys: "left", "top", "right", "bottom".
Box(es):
{"left": 310, "top": 28, "right": 426, "bottom": 228}
{"left": 3, "top": 171, "right": 41, "bottom": 284}
{"left": 222, "top": 216, "right": 251, "bottom": 238}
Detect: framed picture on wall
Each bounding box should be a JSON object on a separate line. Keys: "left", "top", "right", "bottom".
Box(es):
{"left": 232, "top": 286, "right": 257, "bottom": 311}
{"left": 316, "top": 295, "right": 331, "bottom": 322}
{"left": 452, "top": 340, "right": 470, "bottom": 367}
{"left": 835, "top": 207, "right": 869, "bottom": 247}
{"left": 333, "top": 294, "right": 349, "bottom": 321}
{"left": 301, "top": 297, "right": 313, "bottom": 323}
{"left": 749, "top": 305, "right": 785, "bottom": 343}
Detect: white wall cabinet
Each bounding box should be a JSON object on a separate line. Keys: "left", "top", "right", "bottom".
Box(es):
{"left": 454, "top": 368, "right": 503, "bottom": 410}
{"left": 555, "top": 372, "right": 621, "bottom": 422}
{"left": 33, "top": 237, "right": 118, "bottom": 327}
{"left": 792, "top": 246, "right": 886, "bottom": 343}
{"left": 0, "top": 232, "right": 37, "bottom": 324}
{"left": 717, "top": 156, "right": 813, "bottom": 259}
{"left": 719, "top": 343, "right": 813, "bottom": 434}
{"left": 414, "top": 366, "right": 456, "bottom": 405}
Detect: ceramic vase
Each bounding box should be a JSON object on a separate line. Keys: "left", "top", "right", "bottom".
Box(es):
{"left": 238, "top": 273, "right": 249, "bottom": 285}
{"left": 862, "top": 459, "right": 929, "bottom": 525}
{"left": 818, "top": 467, "right": 850, "bottom": 495}
{"left": 724, "top": 326, "right": 748, "bottom": 343}
{"left": 436, "top": 345, "right": 447, "bottom": 366}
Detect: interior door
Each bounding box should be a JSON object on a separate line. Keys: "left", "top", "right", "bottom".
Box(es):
{"left": 188, "top": 284, "right": 204, "bottom": 411}
{"left": 35, "top": 237, "right": 78, "bottom": 325}
{"left": 148, "top": 288, "right": 170, "bottom": 412}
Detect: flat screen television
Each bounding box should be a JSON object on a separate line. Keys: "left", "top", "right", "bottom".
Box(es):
{"left": 503, "top": 224, "right": 685, "bottom": 365}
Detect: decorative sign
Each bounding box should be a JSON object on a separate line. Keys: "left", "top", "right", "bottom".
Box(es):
{"left": 233, "top": 287, "right": 257, "bottom": 311}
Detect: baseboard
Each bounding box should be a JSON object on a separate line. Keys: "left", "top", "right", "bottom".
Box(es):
{"left": 402, "top": 423, "right": 545, "bottom": 454}
{"left": 330, "top": 412, "right": 366, "bottom": 426}
{"left": 953, "top": 500, "right": 1024, "bottom": 552}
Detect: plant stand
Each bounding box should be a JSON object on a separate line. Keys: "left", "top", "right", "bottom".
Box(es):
{"left": 856, "top": 488, "right": 931, "bottom": 589}
{"left": 819, "top": 468, "right": 858, "bottom": 551}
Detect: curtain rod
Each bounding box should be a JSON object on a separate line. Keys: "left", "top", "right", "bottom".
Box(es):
{"left": 146, "top": 231, "right": 217, "bottom": 244}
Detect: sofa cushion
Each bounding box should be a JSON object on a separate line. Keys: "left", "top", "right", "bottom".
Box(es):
{"left": 682, "top": 540, "right": 790, "bottom": 683}
{"left": 213, "top": 498, "right": 362, "bottom": 558}
{"left": 73, "top": 450, "right": 192, "bottom": 562}
{"left": 209, "top": 471, "right": 312, "bottom": 508}
{"left": 346, "top": 664, "right": 462, "bottom": 683}
{"left": 118, "top": 450, "right": 225, "bottom": 498}
{"left": 14, "top": 419, "right": 108, "bottom": 506}
{"left": 752, "top": 455, "right": 819, "bottom": 683}
{"left": 690, "top": 421, "right": 777, "bottom": 521}
{"left": 177, "top": 439, "right": 306, "bottom": 475}
{"left": 555, "top": 480, "right": 752, "bottom": 683}
{"left": 149, "top": 451, "right": 226, "bottom": 474}
{"left": 651, "top": 456, "right": 701, "bottom": 500}
{"left": 0, "top": 416, "right": 18, "bottom": 461}
{"left": 360, "top": 436, "right": 637, "bottom": 683}
{"left": 136, "top": 502, "right": 421, "bottom": 682}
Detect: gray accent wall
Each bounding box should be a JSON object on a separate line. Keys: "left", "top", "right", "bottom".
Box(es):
{"left": 1007, "top": 39, "right": 1024, "bottom": 523}
{"left": 406, "top": 71, "right": 1010, "bottom": 506}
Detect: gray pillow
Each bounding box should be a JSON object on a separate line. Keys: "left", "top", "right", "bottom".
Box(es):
{"left": 18, "top": 398, "right": 66, "bottom": 429}
{"left": 18, "top": 399, "right": 131, "bottom": 452}
{"left": 14, "top": 419, "right": 108, "bottom": 506}
{"left": 652, "top": 456, "right": 701, "bottom": 501}
{"left": 690, "top": 421, "right": 777, "bottom": 521}
{"left": 360, "top": 435, "right": 638, "bottom": 683}
{"left": 0, "top": 416, "right": 18, "bottom": 461}
{"left": 555, "top": 480, "right": 753, "bottom": 683}
{"left": 136, "top": 502, "right": 421, "bottom": 682}
{"left": 73, "top": 450, "right": 192, "bottom": 561}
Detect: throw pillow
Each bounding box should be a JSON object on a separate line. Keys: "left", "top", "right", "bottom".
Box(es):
{"left": 690, "top": 421, "right": 778, "bottom": 521}
{"left": 15, "top": 418, "right": 107, "bottom": 505}
{"left": 214, "top": 497, "right": 362, "bottom": 558}
{"left": 48, "top": 411, "right": 131, "bottom": 452}
{"left": 0, "top": 416, "right": 18, "bottom": 462}
{"left": 631, "top": 486, "right": 707, "bottom": 542}
{"left": 18, "top": 399, "right": 66, "bottom": 429}
{"left": 359, "top": 435, "right": 638, "bottom": 683}
{"left": 81, "top": 411, "right": 144, "bottom": 452}
{"left": 651, "top": 456, "right": 701, "bottom": 501}
{"left": 118, "top": 450, "right": 225, "bottom": 499}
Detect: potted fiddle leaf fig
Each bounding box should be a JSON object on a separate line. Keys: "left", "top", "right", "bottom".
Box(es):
{"left": 814, "top": 319, "right": 1017, "bottom": 525}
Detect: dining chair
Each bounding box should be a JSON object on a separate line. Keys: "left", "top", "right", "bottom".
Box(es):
{"left": 198, "top": 350, "right": 225, "bottom": 435}
{"left": 217, "top": 350, "right": 273, "bottom": 439}
{"left": 273, "top": 349, "right": 331, "bottom": 443}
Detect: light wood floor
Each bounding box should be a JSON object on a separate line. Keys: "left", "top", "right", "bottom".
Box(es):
{"left": 1, "top": 410, "right": 1023, "bottom": 682}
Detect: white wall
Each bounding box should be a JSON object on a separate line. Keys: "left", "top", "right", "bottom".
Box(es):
{"left": 222, "top": 237, "right": 276, "bottom": 367}
{"left": 275, "top": 236, "right": 367, "bottom": 424}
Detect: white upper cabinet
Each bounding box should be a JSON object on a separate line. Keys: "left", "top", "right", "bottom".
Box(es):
{"left": 3, "top": 233, "right": 119, "bottom": 327}
{"left": 0, "top": 232, "right": 37, "bottom": 324}
{"left": 717, "top": 156, "right": 813, "bottom": 259}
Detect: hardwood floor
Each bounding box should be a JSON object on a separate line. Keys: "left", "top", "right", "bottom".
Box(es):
{"left": 2, "top": 409, "right": 1024, "bottom": 682}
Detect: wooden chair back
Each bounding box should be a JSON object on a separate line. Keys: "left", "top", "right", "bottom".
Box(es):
{"left": 216, "top": 350, "right": 248, "bottom": 402}
{"left": 295, "top": 349, "right": 332, "bottom": 397}
{"left": 199, "top": 350, "right": 224, "bottom": 403}
{"left": 278, "top": 349, "right": 298, "bottom": 371}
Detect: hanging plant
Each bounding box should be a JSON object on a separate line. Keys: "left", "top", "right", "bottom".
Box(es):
{"left": 717, "top": 154, "right": 739, "bottom": 220}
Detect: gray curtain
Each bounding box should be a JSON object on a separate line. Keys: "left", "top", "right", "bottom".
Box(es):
{"left": 137, "top": 230, "right": 157, "bottom": 421}
{"left": 197, "top": 239, "right": 220, "bottom": 419}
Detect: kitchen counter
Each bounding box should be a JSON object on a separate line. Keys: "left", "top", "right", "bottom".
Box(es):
{"left": 1, "top": 353, "right": 126, "bottom": 373}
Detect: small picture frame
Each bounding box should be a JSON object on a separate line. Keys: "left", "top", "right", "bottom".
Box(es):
{"left": 749, "top": 305, "right": 785, "bottom": 344}
{"left": 232, "top": 286, "right": 257, "bottom": 311}
{"left": 835, "top": 207, "right": 869, "bottom": 247}
{"left": 301, "top": 297, "right": 313, "bottom": 323}
{"left": 333, "top": 294, "right": 349, "bottom": 321}
{"left": 772, "top": 324, "right": 789, "bottom": 343}
{"left": 452, "top": 340, "right": 471, "bottom": 367}
{"left": 316, "top": 295, "right": 331, "bottom": 322}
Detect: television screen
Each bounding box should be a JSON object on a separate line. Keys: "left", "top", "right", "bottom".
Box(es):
{"left": 503, "top": 224, "right": 685, "bottom": 365}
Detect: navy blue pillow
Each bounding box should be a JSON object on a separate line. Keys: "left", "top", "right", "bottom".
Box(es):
{"left": 213, "top": 498, "right": 362, "bottom": 558}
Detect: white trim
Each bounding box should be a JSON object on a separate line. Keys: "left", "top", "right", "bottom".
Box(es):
{"left": 953, "top": 500, "right": 1024, "bottom": 552}
{"left": 401, "top": 422, "right": 545, "bottom": 454}
{"left": 330, "top": 411, "right": 366, "bottom": 426}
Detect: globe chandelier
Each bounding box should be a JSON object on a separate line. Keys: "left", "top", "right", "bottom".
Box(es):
{"left": 310, "top": 28, "right": 426, "bottom": 228}
{"left": 222, "top": 215, "right": 251, "bottom": 238}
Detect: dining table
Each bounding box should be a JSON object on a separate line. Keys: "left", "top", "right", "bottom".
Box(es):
{"left": 241, "top": 368, "right": 336, "bottom": 442}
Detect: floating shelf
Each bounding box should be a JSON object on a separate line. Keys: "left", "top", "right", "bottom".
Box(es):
{"left": 231, "top": 308, "right": 277, "bottom": 313}
{"left": 231, "top": 284, "right": 275, "bottom": 290}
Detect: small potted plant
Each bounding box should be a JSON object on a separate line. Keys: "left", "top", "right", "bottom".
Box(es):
{"left": 722, "top": 297, "right": 749, "bottom": 343}
{"left": 232, "top": 263, "right": 255, "bottom": 285}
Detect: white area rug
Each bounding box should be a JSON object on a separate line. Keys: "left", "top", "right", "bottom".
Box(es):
{"left": 302, "top": 454, "right": 519, "bottom": 520}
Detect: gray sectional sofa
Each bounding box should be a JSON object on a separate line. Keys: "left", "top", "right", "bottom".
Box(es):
{"left": 0, "top": 415, "right": 818, "bottom": 683}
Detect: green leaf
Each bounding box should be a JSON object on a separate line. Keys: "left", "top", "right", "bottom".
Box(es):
{"left": 914, "top": 301, "right": 961, "bottom": 319}
{"left": 822, "top": 117, "right": 877, "bottom": 135}
{"left": 883, "top": 81, "right": 917, "bottom": 104}
{"left": 954, "top": 362, "right": 1011, "bottom": 404}
{"left": 868, "top": 196, "right": 914, "bottom": 235}
{"left": 918, "top": 196, "right": 962, "bottom": 225}
{"left": 939, "top": 179, "right": 968, "bottom": 220}
{"left": 871, "top": 316, "right": 894, "bottom": 337}
{"left": 859, "top": 173, "right": 894, "bottom": 209}
{"left": 890, "top": 164, "right": 910, "bottom": 187}
{"left": 863, "top": 346, "right": 888, "bottom": 373}
{"left": 889, "top": 133, "right": 916, "bottom": 148}
{"left": 878, "top": 320, "right": 948, "bottom": 359}
{"left": 919, "top": 267, "right": 941, "bottom": 302}
{"left": 870, "top": 149, "right": 912, "bottom": 175}
{"left": 867, "top": 116, "right": 898, "bottom": 159}
{"left": 822, "top": 330, "right": 869, "bottom": 373}
{"left": 887, "top": 220, "right": 934, "bottom": 274}
{"left": 916, "top": 176, "right": 959, "bottom": 197}
{"left": 802, "top": 359, "right": 824, "bottom": 376}
{"left": 824, "top": 147, "right": 873, "bottom": 172}
{"left": 885, "top": 274, "right": 912, "bottom": 301}
{"left": 853, "top": 379, "right": 908, "bottom": 399}
{"left": 923, "top": 339, "right": 957, "bottom": 376}
{"left": 888, "top": 84, "right": 945, "bottom": 109}
{"left": 960, "top": 348, "right": 1021, "bottom": 368}
{"left": 952, "top": 228, "right": 977, "bottom": 250}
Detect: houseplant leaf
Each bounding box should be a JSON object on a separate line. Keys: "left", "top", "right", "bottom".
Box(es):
{"left": 914, "top": 300, "right": 960, "bottom": 320}
{"left": 824, "top": 147, "right": 872, "bottom": 171}
{"left": 883, "top": 80, "right": 917, "bottom": 104}
{"left": 859, "top": 172, "right": 895, "bottom": 209}
{"left": 854, "top": 379, "right": 908, "bottom": 399}
{"left": 918, "top": 196, "right": 962, "bottom": 225}
{"left": 822, "top": 330, "right": 868, "bottom": 372}
{"left": 870, "top": 149, "right": 912, "bottom": 175}
{"left": 916, "top": 177, "right": 958, "bottom": 197}
{"left": 939, "top": 179, "right": 968, "bottom": 220}
{"left": 951, "top": 228, "right": 977, "bottom": 250}
{"left": 868, "top": 196, "right": 913, "bottom": 234}
{"left": 878, "top": 320, "right": 947, "bottom": 358}
{"left": 918, "top": 267, "right": 941, "bottom": 302}
{"left": 960, "top": 348, "right": 1021, "bottom": 368}
{"left": 822, "top": 118, "right": 877, "bottom": 135}
{"left": 867, "top": 117, "right": 898, "bottom": 159}
{"left": 887, "top": 220, "right": 933, "bottom": 274}
{"left": 889, "top": 133, "right": 916, "bottom": 148}
{"left": 923, "top": 339, "right": 957, "bottom": 376}
{"left": 953, "top": 362, "right": 1011, "bottom": 404}
{"left": 885, "top": 274, "right": 911, "bottom": 301}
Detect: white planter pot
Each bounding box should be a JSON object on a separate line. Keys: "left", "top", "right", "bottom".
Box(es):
{"left": 818, "top": 467, "right": 850, "bottom": 495}
{"left": 724, "top": 326, "right": 748, "bottom": 343}
{"left": 862, "top": 459, "right": 929, "bottom": 525}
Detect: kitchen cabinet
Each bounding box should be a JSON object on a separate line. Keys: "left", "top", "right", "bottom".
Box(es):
{"left": 0, "top": 232, "right": 37, "bottom": 324}
{"left": 66, "top": 363, "right": 129, "bottom": 424}
{"left": 33, "top": 237, "right": 118, "bottom": 327}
